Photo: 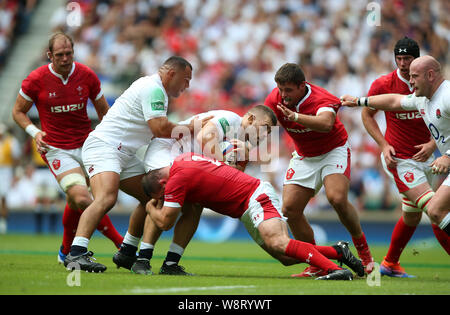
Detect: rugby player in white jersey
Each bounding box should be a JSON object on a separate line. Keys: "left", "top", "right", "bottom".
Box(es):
{"left": 63, "top": 56, "right": 211, "bottom": 272}
{"left": 341, "top": 55, "right": 450, "bottom": 238}
{"left": 113, "top": 106, "right": 277, "bottom": 275}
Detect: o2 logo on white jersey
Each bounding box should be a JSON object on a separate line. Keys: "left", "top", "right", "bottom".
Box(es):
{"left": 428, "top": 123, "right": 446, "bottom": 145}
{"left": 51, "top": 103, "right": 85, "bottom": 113}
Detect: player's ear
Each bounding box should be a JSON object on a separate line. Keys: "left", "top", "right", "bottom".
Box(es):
{"left": 46, "top": 51, "right": 51, "bottom": 60}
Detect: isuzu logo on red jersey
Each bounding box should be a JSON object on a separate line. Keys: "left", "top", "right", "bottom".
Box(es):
{"left": 52, "top": 159, "right": 61, "bottom": 170}
{"left": 50, "top": 103, "right": 85, "bottom": 113}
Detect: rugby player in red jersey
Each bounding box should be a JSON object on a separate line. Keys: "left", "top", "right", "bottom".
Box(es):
{"left": 362, "top": 37, "right": 450, "bottom": 277}
{"left": 264, "top": 63, "right": 374, "bottom": 276}
{"left": 12, "top": 32, "right": 123, "bottom": 263}
{"left": 143, "top": 152, "right": 365, "bottom": 280}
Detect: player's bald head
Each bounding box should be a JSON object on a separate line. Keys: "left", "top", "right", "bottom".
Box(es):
{"left": 410, "top": 55, "right": 441, "bottom": 74}
{"left": 48, "top": 32, "right": 74, "bottom": 53}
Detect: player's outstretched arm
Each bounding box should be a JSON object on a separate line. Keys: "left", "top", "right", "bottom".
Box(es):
{"left": 340, "top": 93, "right": 405, "bottom": 111}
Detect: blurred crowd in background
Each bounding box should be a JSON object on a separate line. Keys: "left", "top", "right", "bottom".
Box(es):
{"left": 1, "top": 0, "right": 449, "bottom": 233}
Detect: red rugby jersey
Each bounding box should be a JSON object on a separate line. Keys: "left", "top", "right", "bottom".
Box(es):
{"left": 367, "top": 69, "right": 431, "bottom": 159}
{"left": 163, "top": 153, "right": 261, "bottom": 218}
{"left": 20, "top": 62, "right": 103, "bottom": 150}
{"left": 264, "top": 83, "right": 348, "bottom": 157}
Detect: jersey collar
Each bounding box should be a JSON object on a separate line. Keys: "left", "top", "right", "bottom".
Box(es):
{"left": 48, "top": 62, "right": 76, "bottom": 85}
{"left": 396, "top": 68, "right": 414, "bottom": 92}
{"left": 295, "top": 83, "right": 312, "bottom": 112}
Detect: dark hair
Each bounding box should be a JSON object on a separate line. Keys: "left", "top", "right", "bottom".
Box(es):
{"left": 48, "top": 32, "right": 74, "bottom": 52}
{"left": 162, "top": 56, "right": 193, "bottom": 71}
{"left": 142, "top": 169, "right": 164, "bottom": 197}
{"left": 249, "top": 105, "right": 278, "bottom": 126}
{"left": 274, "top": 63, "right": 305, "bottom": 86}
{"left": 394, "top": 36, "right": 420, "bottom": 59}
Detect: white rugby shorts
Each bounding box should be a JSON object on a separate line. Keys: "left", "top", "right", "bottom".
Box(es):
{"left": 240, "top": 181, "right": 286, "bottom": 245}
{"left": 143, "top": 138, "right": 180, "bottom": 172}
{"left": 82, "top": 135, "right": 145, "bottom": 180}
{"left": 41, "top": 145, "right": 85, "bottom": 176}
{"left": 283, "top": 142, "right": 351, "bottom": 194}
{"left": 380, "top": 152, "right": 434, "bottom": 193}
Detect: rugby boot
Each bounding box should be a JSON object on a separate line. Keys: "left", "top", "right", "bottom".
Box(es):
{"left": 380, "top": 258, "right": 415, "bottom": 278}
{"left": 58, "top": 245, "right": 66, "bottom": 264}
{"left": 64, "top": 251, "right": 107, "bottom": 273}
{"left": 291, "top": 266, "right": 327, "bottom": 278}
{"left": 315, "top": 268, "right": 353, "bottom": 280}
{"left": 332, "top": 241, "right": 365, "bottom": 277}
{"left": 159, "top": 263, "right": 194, "bottom": 276}
{"left": 113, "top": 250, "right": 137, "bottom": 270}
{"left": 131, "top": 258, "right": 153, "bottom": 275}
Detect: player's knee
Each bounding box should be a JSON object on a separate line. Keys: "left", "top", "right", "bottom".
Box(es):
{"left": 282, "top": 202, "right": 301, "bottom": 218}
{"left": 403, "top": 212, "right": 422, "bottom": 226}
{"left": 266, "top": 235, "right": 289, "bottom": 256}
{"left": 326, "top": 191, "right": 347, "bottom": 209}
{"left": 427, "top": 201, "right": 444, "bottom": 224}
{"left": 93, "top": 193, "right": 118, "bottom": 212}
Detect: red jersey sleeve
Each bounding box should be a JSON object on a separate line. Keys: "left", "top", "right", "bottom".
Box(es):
{"left": 21, "top": 70, "right": 41, "bottom": 102}
{"left": 367, "top": 76, "right": 386, "bottom": 97}
{"left": 164, "top": 171, "right": 188, "bottom": 208}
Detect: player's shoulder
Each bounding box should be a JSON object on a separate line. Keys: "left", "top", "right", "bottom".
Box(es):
{"left": 264, "top": 87, "right": 280, "bottom": 108}
{"left": 26, "top": 64, "right": 50, "bottom": 80}
{"left": 74, "top": 62, "right": 98, "bottom": 77}
{"left": 308, "top": 82, "right": 339, "bottom": 102}
{"left": 371, "top": 70, "right": 397, "bottom": 88}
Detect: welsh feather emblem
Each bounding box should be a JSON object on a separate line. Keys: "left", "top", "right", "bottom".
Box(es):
{"left": 286, "top": 168, "right": 295, "bottom": 180}
{"left": 52, "top": 159, "right": 61, "bottom": 170}
{"left": 404, "top": 171, "right": 414, "bottom": 183}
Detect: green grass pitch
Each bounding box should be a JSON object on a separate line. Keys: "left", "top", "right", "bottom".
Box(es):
{"left": 0, "top": 234, "right": 448, "bottom": 296}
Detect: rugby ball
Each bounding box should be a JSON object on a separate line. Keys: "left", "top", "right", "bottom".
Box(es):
{"left": 219, "top": 141, "right": 237, "bottom": 165}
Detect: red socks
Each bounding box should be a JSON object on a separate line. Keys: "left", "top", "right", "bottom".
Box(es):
{"left": 61, "top": 203, "right": 124, "bottom": 253}
{"left": 61, "top": 203, "right": 81, "bottom": 255}
{"left": 385, "top": 216, "right": 416, "bottom": 263}
{"left": 97, "top": 215, "right": 124, "bottom": 249}
{"left": 432, "top": 224, "right": 450, "bottom": 255}
{"left": 285, "top": 239, "right": 341, "bottom": 271}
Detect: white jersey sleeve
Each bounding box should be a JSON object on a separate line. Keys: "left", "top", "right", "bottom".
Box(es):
{"left": 401, "top": 81, "right": 450, "bottom": 156}
{"left": 141, "top": 82, "right": 168, "bottom": 121}
{"left": 89, "top": 74, "right": 169, "bottom": 153}
{"left": 400, "top": 93, "right": 426, "bottom": 111}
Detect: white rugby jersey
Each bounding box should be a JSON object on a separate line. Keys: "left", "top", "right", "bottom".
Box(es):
{"left": 177, "top": 110, "right": 243, "bottom": 154}
{"left": 401, "top": 80, "right": 450, "bottom": 156}
{"left": 90, "top": 74, "right": 168, "bottom": 153}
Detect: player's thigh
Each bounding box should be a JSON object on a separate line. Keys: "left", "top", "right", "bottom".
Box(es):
{"left": 119, "top": 174, "right": 149, "bottom": 205}
{"left": 323, "top": 173, "right": 350, "bottom": 204}
{"left": 89, "top": 171, "right": 121, "bottom": 208}
{"left": 282, "top": 184, "right": 314, "bottom": 215}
